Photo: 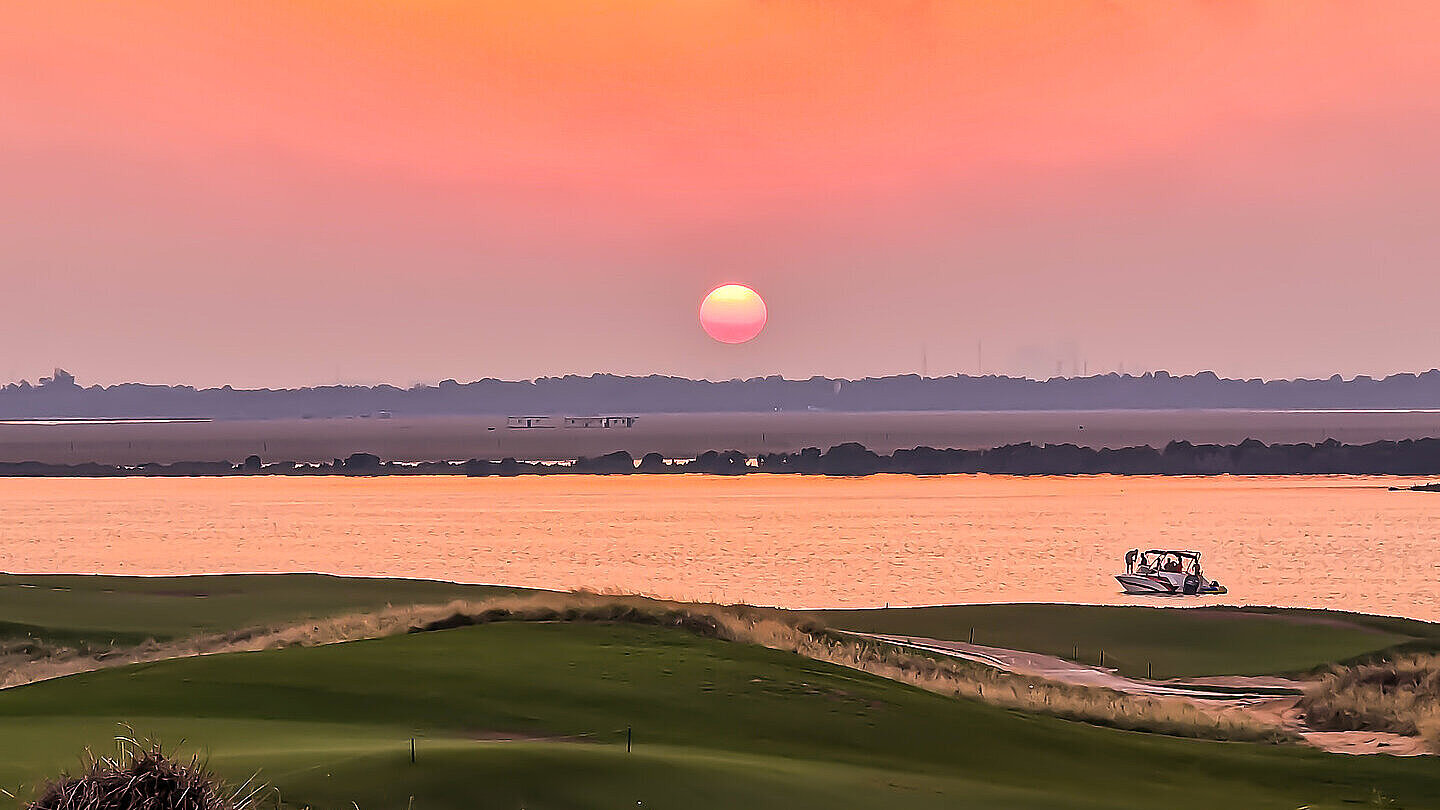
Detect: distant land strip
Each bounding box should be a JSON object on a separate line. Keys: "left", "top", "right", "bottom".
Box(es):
{"left": 8, "top": 439, "right": 1440, "bottom": 477}
{"left": 9, "top": 368, "right": 1440, "bottom": 418}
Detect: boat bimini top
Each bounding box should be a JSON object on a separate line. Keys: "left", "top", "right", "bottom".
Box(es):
{"left": 1124, "top": 549, "right": 1203, "bottom": 575}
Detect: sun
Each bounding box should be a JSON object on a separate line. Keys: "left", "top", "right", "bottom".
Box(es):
{"left": 700, "top": 284, "right": 767, "bottom": 344}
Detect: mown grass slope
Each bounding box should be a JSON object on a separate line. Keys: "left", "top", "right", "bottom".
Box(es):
{"left": 812, "top": 604, "right": 1440, "bottom": 679}
{"left": 0, "top": 573, "right": 511, "bottom": 647}
{"left": 0, "top": 623, "right": 1436, "bottom": 809}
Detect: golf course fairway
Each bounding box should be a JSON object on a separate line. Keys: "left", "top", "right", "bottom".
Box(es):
{"left": 0, "top": 621, "right": 1436, "bottom": 808}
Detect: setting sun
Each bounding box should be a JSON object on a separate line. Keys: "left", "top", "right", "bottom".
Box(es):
{"left": 699, "top": 284, "right": 767, "bottom": 344}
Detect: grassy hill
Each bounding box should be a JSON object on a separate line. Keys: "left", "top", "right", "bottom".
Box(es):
{"left": 5, "top": 574, "right": 1438, "bottom": 681}
{"left": 0, "top": 573, "right": 511, "bottom": 647}
{"left": 0, "top": 622, "right": 1437, "bottom": 809}
{"left": 3, "top": 572, "right": 1439, "bottom": 682}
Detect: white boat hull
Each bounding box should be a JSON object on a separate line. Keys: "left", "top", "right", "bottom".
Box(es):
{"left": 1116, "top": 573, "right": 1227, "bottom": 596}
{"left": 1116, "top": 574, "right": 1179, "bottom": 594}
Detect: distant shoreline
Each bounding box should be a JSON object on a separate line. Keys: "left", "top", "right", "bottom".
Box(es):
{"left": 7, "top": 409, "right": 1440, "bottom": 466}
{"left": 5, "top": 438, "right": 1440, "bottom": 478}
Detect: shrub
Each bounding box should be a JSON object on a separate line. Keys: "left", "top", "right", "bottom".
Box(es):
{"left": 29, "top": 736, "right": 265, "bottom": 810}
{"left": 1299, "top": 654, "right": 1440, "bottom": 749}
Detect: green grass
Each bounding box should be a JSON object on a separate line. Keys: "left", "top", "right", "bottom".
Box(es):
{"left": 0, "top": 622, "right": 1437, "bottom": 809}
{"left": 0, "top": 573, "right": 515, "bottom": 647}
{"left": 4, "top": 572, "right": 1437, "bottom": 681}
{"left": 811, "top": 604, "right": 1440, "bottom": 679}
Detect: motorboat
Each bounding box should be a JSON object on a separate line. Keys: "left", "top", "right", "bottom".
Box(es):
{"left": 1116, "top": 549, "right": 1227, "bottom": 596}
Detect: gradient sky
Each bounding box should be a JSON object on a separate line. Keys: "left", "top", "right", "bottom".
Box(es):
{"left": 5, "top": 1, "right": 1439, "bottom": 387}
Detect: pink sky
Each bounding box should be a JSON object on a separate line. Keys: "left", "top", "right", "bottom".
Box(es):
{"left": 4, "top": 1, "right": 1439, "bottom": 386}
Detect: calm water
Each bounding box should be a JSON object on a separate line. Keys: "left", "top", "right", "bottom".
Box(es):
{"left": 1, "top": 475, "right": 1436, "bottom": 619}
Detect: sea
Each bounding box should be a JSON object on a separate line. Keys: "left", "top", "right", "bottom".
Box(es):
{"left": 1, "top": 474, "right": 1436, "bottom": 619}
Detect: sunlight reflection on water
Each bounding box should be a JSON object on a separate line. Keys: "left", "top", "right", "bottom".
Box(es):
{"left": 0, "top": 474, "right": 1435, "bottom": 617}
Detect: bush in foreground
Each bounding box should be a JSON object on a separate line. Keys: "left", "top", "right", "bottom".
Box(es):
{"left": 30, "top": 736, "right": 264, "bottom": 810}
{"left": 1300, "top": 654, "right": 1440, "bottom": 749}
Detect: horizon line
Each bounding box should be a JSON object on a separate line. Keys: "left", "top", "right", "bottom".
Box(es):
{"left": 9, "top": 368, "right": 1440, "bottom": 394}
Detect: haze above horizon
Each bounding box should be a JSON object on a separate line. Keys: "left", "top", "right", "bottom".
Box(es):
{"left": 6, "top": 1, "right": 1439, "bottom": 388}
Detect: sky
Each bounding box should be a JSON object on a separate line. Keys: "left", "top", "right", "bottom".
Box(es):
{"left": 4, "top": 1, "right": 1439, "bottom": 387}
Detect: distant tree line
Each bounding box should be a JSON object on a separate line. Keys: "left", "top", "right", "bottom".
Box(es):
{"left": 7, "top": 368, "right": 1440, "bottom": 418}
{"left": 7, "top": 438, "right": 1440, "bottom": 477}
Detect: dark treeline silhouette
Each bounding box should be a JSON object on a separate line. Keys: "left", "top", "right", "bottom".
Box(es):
{"left": 7, "top": 368, "right": 1440, "bottom": 418}
{"left": 7, "top": 439, "right": 1440, "bottom": 478}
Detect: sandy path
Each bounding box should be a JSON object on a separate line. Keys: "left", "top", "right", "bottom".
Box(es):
{"left": 850, "top": 632, "right": 1430, "bottom": 756}
{"left": 848, "top": 632, "right": 1302, "bottom": 699}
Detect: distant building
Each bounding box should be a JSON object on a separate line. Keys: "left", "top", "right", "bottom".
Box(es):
{"left": 506, "top": 415, "right": 557, "bottom": 429}
{"left": 562, "top": 415, "right": 638, "bottom": 429}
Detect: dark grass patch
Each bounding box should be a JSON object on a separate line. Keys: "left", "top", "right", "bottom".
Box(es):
{"left": 408, "top": 603, "right": 726, "bottom": 639}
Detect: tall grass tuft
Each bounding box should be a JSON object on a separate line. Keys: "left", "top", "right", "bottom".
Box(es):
{"left": 1299, "top": 654, "right": 1440, "bottom": 749}
{"left": 29, "top": 735, "right": 268, "bottom": 810}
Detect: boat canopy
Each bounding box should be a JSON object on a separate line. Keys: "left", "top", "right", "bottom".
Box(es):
{"left": 1140, "top": 549, "right": 1201, "bottom": 559}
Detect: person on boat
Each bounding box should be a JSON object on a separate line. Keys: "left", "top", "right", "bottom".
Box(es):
{"left": 1164, "top": 558, "right": 1181, "bottom": 572}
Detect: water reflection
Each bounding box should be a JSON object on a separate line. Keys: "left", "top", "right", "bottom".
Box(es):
{"left": 0, "top": 474, "right": 1434, "bottom": 618}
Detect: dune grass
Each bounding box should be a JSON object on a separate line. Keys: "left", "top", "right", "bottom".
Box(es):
{"left": 1300, "top": 653, "right": 1440, "bottom": 748}
{"left": 28, "top": 734, "right": 267, "bottom": 810}
{"left": 811, "top": 603, "right": 1440, "bottom": 679}
{"left": 1, "top": 623, "right": 1438, "bottom": 810}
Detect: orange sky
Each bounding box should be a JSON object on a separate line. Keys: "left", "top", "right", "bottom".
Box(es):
{"left": 4, "top": 1, "right": 1439, "bottom": 385}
